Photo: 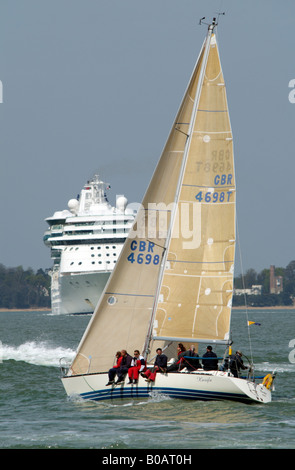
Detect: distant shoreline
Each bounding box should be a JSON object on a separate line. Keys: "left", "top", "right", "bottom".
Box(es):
{"left": 0, "top": 308, "right": 51, "bottom": 312}
{"left": 233, "top": 306, "right": 295, "bottom": 310}
{"left": 1, "top": 306, "right": 295, "bottom": 312}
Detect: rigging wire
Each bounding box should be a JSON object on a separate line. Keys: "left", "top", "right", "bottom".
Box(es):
{"left": 236, "top": 217, "right": 254, "bottom": 365}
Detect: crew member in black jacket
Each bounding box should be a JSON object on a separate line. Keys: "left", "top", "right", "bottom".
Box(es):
{"left": 229, "top": 350, "right": 248, "bottom": 378}
{"left": 106, "top": 349, "right": 132, "bottom": 385}
{"left": 202, "top": 345, "right": 218, "bottom": 371}
{"left": 142, "top": 348, "right": 167, "bottom": 382}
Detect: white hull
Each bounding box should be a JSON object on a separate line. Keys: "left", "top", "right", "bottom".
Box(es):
{"left": 51, "top": 271, "right": 110, "bottom": 315}
{"left": 61, "top": 370, "right": 271, "bottom": 404}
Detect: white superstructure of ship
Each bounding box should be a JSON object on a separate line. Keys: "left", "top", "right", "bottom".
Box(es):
{"left": 43, "top": 174, "right": 136, "bottom": 314}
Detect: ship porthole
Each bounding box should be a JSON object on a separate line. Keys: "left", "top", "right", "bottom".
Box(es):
{"left": 107, "top": 296, "right": 117, "bottom": 305}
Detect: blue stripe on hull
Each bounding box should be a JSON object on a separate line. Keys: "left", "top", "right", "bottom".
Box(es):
{"left": 79, "top": 386, "right": 251, "bottom": 403}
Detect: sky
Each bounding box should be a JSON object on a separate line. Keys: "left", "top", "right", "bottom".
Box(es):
{"left": 0, "top": 0, "right": 294, "bottom": 275}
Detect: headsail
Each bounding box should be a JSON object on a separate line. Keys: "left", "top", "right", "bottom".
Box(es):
{"left": 69, "top": 20, "right": 235, "bottom": 376}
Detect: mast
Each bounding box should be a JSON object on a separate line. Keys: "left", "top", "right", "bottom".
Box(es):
{"left": 143, "top": 19, "right": 218, "bottom": 356}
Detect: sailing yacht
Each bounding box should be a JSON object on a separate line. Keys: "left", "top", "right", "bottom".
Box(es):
{"left": 61, "top": 18, "right": 275, "bottom": 403}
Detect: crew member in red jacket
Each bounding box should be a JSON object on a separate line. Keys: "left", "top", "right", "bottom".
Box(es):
{"left": 106, "top": 351, "right": 122, "bottom": 385}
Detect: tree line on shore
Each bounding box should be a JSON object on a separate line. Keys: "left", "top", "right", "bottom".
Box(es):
{"left": 233, "top": 261, "right": 295, "bottom": 307}
{"left": 0, "top": 264, "right": 51, "bottom": 309}
{"left": 1, "top": 260, "right": 295, "bottom": 310}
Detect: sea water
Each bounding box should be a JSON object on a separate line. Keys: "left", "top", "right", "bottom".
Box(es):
{"left": 0, "top": 309, "right": 294, "bottom": 449}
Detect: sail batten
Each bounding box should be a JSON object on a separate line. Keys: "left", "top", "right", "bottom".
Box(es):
{"left": 152, "top": 336, "right": 231, "bottom": 345}
{"left": 105, "top": 292, "right": 154, "bottom": 298}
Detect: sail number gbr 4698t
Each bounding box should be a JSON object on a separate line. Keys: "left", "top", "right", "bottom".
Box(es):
{"left": 195, "top": 173, "right": 234, "bottom": 203}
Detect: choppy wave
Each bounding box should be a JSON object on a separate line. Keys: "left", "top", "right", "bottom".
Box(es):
{"left": 255, "top": 362, "right": 295, "bottom": 373}
{"left": 0, "top": 341, "right": 76, "bottom": 367}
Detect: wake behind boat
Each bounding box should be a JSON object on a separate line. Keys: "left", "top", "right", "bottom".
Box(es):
{"left": 61, "top": 18, "right": 275, "bottom": 404}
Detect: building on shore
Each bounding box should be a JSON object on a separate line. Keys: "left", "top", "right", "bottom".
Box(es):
{"left": 270, "top": 265, "right": 283, "bottom": 294}
{"left": 234, "top": 285, "right": 262, "bottom": 296}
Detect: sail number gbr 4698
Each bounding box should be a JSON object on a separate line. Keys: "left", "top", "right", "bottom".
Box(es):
{"left": 127, "top": 240, "right": 160, "bottom": 265}
{"left": 195, "top": 173, "right": 234, "bottom": 203}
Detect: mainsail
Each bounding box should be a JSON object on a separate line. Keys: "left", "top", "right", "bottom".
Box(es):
{"left": 69, "top": 21, "right": 235, "bottom": 376}
{"left": 153, "top": 30, "right": 235, "bottom": 345}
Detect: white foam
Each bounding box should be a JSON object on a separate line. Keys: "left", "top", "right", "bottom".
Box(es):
{"left": 148, "top": 391, "right": 172, "bottom": 402}
{"left": 256, "top": 362, "right": 295, "bottom": 374}
{"left": 0, "top": 341, "right": 75, "bottom": 367}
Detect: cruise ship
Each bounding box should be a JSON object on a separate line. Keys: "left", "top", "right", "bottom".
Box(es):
{"left": 43, "top": 174, "right": 136, "bottom": 314}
